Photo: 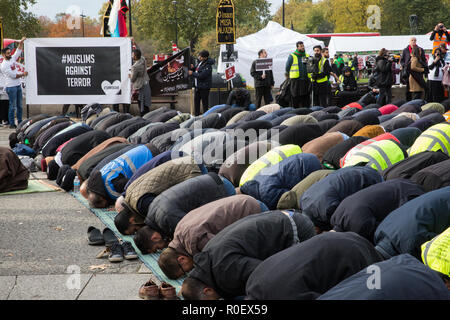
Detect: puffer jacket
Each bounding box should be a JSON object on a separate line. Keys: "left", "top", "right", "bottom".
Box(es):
{"left": 241, "top": 153, "right": 322, "bottom": 209}
{"left": 144, "top": 173, "right": 235, "bottom": 239}
{"left": 125, "top": 157, "right": 206, "bottom": 213}
{"left": 300, "top": 166, "right": 383, "bottom": 231}
{"left": 95, "top": 113, "right": 133, "bottom": 132}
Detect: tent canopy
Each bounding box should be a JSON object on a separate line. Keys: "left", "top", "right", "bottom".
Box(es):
{"left": 217, "top": 21, "right": 324, "bottom": 88}
{"left": 328, "top": 35, "right": 433, "bottom": 58}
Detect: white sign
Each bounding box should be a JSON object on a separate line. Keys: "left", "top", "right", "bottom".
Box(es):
{"left": 24, "top": 37, "right": 132, "bottom": 104}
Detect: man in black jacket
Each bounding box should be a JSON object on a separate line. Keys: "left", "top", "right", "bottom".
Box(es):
{"left": 400, "top": 37, "right": 427, "bottom": 101}
{"left": 189, "top": 50, "right": 214, "bottom": 116}
{"left": 375, "top": 48, "right": 393, "bottom": 106}
{"left": 250, "top": 49, "right": 275, "bottom": 109}
{"left": 311, "top": 45, "right": 331, "bottom": 107}
{"left": 180, "top": 210, "right": 316, "bottom": 300}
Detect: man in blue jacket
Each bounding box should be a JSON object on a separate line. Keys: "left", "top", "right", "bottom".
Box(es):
{"left": 189, "top": 50, "right": 214, "bottom": 116}
{"left": 374, "top": 186, "right": 450, "bottom": 260}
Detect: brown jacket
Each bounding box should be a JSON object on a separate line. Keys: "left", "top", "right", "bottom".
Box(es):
{"left": 409, "top": 56, "right": 425, "bottom": 93}
{"left": 168, "top": 195, "right": 262, "bottom": 257}
{"left": 0, "top": 147, "right": 29, "bottom": 193}
{"left": 301, "top": 132, "right": 345, "bottom": 162}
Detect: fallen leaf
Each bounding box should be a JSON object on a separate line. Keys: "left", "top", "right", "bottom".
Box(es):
{"left": 45, "top": 258, "right": 52, "bottom": 261}
{"left": 6, "top": 253, "right": 13, "bottom": 257}
{"left": 89, "top": 264, "right": 109, "bottom": 271}
{"left": 54, "top": 226, "right": 64, "bottom": 231}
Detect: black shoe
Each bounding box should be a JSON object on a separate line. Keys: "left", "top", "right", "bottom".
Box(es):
{"left": 108, "top": 242, "right": 124, "bottom": 263}
{"left": 103, "top": 228, "right": 119, "bottom": 247}
{"left": 122, "top": 241, "right": 138, "bottom": 260}
{"left": 87, "top": 226, "right": 105, "bottom": 246}
{"left": 9, "top": 125, "right": 17, "bottom": 129}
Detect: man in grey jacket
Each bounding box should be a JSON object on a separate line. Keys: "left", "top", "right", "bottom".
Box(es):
{"left": 130, "top": 48, "right": 151, "bottom": 116}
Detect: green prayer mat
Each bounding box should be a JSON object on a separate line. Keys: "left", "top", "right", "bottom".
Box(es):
{"left": 70, "top": 191, "right": 185, "bottom": 292}
{"left": 0, "top": 180, "right": 60, "bottom": 196}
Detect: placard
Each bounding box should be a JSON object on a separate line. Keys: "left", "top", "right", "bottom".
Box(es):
{"left": 216, "top": 0, "right": 236, "bottom": 44}
{"left": 255, "top": 58, "right": 273, "bottom": 71}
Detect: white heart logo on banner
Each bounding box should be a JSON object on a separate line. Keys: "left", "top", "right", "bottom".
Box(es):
{"left": 101, "top": 80, "right": 121, "bottom": 95}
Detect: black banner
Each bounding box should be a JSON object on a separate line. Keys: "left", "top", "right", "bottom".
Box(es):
{"left": 148, "top": 47, "right": 190, "bottom": 96}
{"left": 216, "top": 0, "right": 236, "bottom": 44}
{"left": 35, "top": 46, "right": 121, "bottom": 95}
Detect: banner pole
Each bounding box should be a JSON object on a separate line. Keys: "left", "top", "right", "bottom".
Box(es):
{"left": 129, "top": 0, "right": 133, "bottom": 37}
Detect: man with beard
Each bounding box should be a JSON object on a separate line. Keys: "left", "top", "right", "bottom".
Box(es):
{"left": 286, "top": 41, "right": 312, "bottom": 108}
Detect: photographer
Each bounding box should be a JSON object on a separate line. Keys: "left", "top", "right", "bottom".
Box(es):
{"left": 428, "top": 48, "right": 446, "bottom": 102}
{"left": 311, "top": 45, "right": 331, "bottom": 107}
{"left": 374, "top": 48, "right": 393, "bottom": 106}
{"left": 430, "top": 22, "right": 449, "bottom": 55}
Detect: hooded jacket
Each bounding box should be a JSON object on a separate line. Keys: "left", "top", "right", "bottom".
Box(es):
{"left": 245, "top": 232, "right": 384, "bottom": 300}
{"left": 374, "top": 186, "right": 450, "bottom": 259}
{"left": 300, "top": 166, "right": 383, "bottom": 231}
{"left": 411, "top": 159, "right": 450, "bottom": 192}
{"left": 331, "top": 179, "right": 425, "bottom": 241}
{"left": 41, "top": 123, "right": 92, "bottom": 157}
{"left": 0, "top": 147, "right": 29, "bottom": 193}
{"left": 277, "top": 170, "right": 334, "bottom": 210}
{"left": 125, "top": 157, "right": 205, "bottom": 214}
{"left": 95, "top": 113, "right": 133, "bottom": 132}
{"left": 169, "top": 195, "right": 264, "bottom": 257}
{"left": 60, "top": 130, "right": 112, "bottom": 167}
{"left": 322, "top": 136, "right": 368, "bottom": 170}
{"left": 241, "top": 153, "right": 322, "bottom": 209}
{"left": 88, "top": 145, "right": 154, "bottom": 201}
{"left": 301, "top": 132, "right": 346, "bottom": 162}
{"left": 382, "top": 151, "right": 449, "bottom": 181}
{"left": 219, "top": 141, "right": 272, "bottom": 187}
{"left": 189, "top": 210, "right": 316, "bottom": 299}
{"left": 318, "top": 254, "right": 450, "bottom": 300}
{"left": 278, "top": 123, "right": 323, "bottom": 147}
{"left": 144, "top": 173, "right": 234, "bottom": 239}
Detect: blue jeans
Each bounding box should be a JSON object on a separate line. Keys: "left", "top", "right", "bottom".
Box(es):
{"left": 6, "top": 85, "right": 23, "bottom": 126}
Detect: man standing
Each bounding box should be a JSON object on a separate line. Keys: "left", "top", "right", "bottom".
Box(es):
{"left": 286, "top": 41, "right": 311, "bottom": 108}
{"left": 311, "top": 45, "right": 330, "bottom": 107}
{"left": 353, "top": 53, "right": 360, "bottom": 79}
{"left": 401, "top": 37, "right": 427, "bottom": 101}
{"left": 322, "top": 48, "right": 338, "bottom": 106}
{"left": 1, "top": 37, "right": 27, "bottom": 129}
{"left": 188, "top": 50, "right": 214, "bottom": 116}
{"left": 250, "top": 49, "right": 274, "bottom": 109}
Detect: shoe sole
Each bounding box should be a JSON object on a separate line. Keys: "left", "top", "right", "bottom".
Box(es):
{"left": 138, "top": 292, "right": 160, "bottom": 300}
{"left": 108, "top": 257, "right": 124, "bottom": 263}
{"left": 88, "top": 240, "right": 105, "bottom": 246}
{"left": 124, "top": 254, "right": 138, "bottom": 260}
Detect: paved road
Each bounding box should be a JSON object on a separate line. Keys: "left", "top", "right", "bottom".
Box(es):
{"left": 0, "top": 126, "right": 159, "bottom": 300}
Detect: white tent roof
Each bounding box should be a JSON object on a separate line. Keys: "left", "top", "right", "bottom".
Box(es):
{"left": 217, "top": 21, "right": 324, "bottom": 88}
{"left": 328, "top": 35, "right": 433, "bottom": 58}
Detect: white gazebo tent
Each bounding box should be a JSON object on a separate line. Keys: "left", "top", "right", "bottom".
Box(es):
{"left": 217, "top": 21, "right": 325, "bottom": 88}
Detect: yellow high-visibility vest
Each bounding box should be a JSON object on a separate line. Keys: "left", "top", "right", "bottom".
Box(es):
{"left": 312, "top": 57, "right": 328, "bottom": 83}
{"left": 421, "top": 227, "right": 450, "bottom": 277}
{"left": 409, "top": 123, "right": 450, "bottom": 156}
{"left": 289, "top": 53, "right": 312, "bottom": 80}
{"left": 239, "top": 144, "right": 302, "bottom": 186}
{"left": 343, "top": 140, "right": 406, "bottom": 173}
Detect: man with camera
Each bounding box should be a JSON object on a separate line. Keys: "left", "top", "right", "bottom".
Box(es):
{"left": 285, "top": 41, "right": 312, "bottom": 108}
{"left": 311, "top": 45, "right": 331, "bottom": 107}
{"left": 430, "top": 22, "right": 449, "bottom": 55}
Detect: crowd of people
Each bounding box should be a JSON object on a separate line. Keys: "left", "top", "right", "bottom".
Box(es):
{"left": 1, "top": 23, "right": 450, "bottom": 301}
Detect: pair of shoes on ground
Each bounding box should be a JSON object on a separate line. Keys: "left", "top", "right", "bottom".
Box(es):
{"left": 139, "top": 280, "right": 179, "bottom": 300}
{"left": 88, "top": 226, "right": 138, "bottom": 263}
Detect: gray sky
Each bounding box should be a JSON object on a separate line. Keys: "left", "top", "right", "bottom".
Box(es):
{"left": 28, "top": 0, "right": 284, "bottom": 20}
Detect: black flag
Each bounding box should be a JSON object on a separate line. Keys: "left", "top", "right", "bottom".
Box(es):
{"left": 148, "top": 47, "right": 190, "bottom": 96}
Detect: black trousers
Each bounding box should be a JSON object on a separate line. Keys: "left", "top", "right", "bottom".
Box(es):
{"left": 376, "top": 86, "right": 392, "bottom": 106}
{"left": 429, "top": 80, "right": 444, "bottom": 103}
{"left": 312, "top": 82, "right": 329, "bottom": 107}
{"left": 290, "top": 94, "right": 310, "bottom": 108}
{"left": 0, "top": 100, "right": 9, "bottom": 122}
{"left": 405, "top": 82, "right": 412, "bottom": 101}
{"left": 255, "top": 86, "right": 272, "bottom": 109}
{"left": 194, "top": 88, "right": 210, "bottom": 116}
{"left": 113, "top": 104, "right": 131, "bottom": 113}
{"left": 412, "top": 91, "right": 424, "bottom": 100}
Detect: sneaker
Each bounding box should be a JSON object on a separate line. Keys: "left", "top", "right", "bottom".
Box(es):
{"left": 138, "top": 280, "right": 160, "bottom": 300}
{"left": 159, "top": 282, "right": 179, "bottom": 300}
{"left": 108, "top": 242, "right": 124, "bottom": 263}
{"left": 122, "top": 241, "right": 138, "bottom": 260}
